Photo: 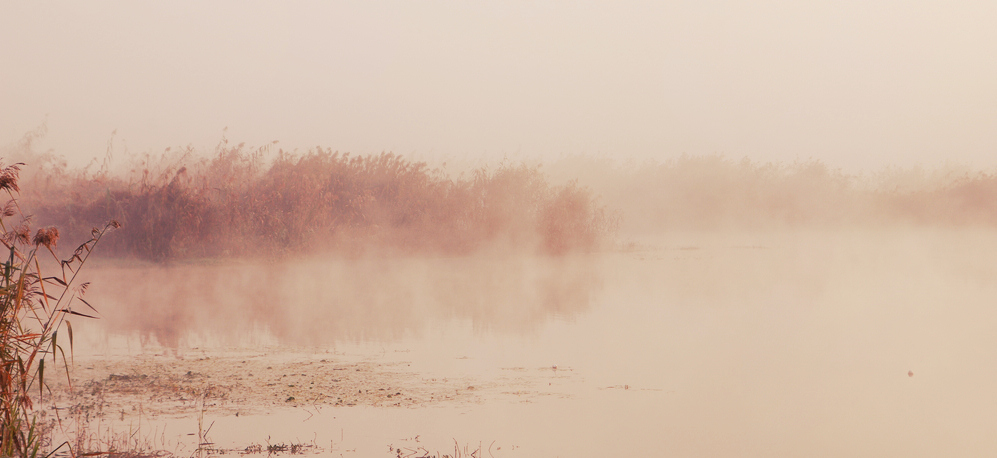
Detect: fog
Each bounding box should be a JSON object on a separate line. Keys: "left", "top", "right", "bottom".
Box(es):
{"left": 6, "top": 2, "right": 997, "bottom": 455}
{"left": 77, "top": 254, "right": 601, "bottom": 348}
{"left": 64, "top": 226, "right": 997, "bottom": 456}
{"left": 3, "top": 1, "right": 997, "bottom": 171}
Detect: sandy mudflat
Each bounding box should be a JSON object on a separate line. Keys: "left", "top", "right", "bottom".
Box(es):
{"left": 48, "top": 349, "right": 571, "bottom": 421}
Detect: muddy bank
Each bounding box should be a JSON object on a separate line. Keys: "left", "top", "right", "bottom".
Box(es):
{"left": 50, "top": 349, "right": 574, "bottom": 421}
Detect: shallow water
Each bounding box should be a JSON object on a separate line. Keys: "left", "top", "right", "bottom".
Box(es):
{"left": 64, "top": 228, "right": 997, "bottom": 456}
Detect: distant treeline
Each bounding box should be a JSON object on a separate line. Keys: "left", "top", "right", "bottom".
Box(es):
{"left": 545, "top": 154, "right": 997, "bottom": 232}
{"left": 13, "top": 142, "right": 615, "bottom": 261}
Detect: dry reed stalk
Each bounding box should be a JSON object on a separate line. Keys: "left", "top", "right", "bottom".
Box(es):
{"left": 0, "top": 159, "right": 117, "bottom": 457}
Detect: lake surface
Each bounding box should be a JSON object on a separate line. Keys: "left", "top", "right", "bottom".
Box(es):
{"left": 66, "top": 228, "right": 997, "bottom": 456}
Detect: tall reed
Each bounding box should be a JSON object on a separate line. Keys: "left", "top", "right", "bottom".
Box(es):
{"left": 23, "top": 143, "right": 615, "bottom": 261}
{"left": 0, "top": 160, "right": 117, "bottom": 457}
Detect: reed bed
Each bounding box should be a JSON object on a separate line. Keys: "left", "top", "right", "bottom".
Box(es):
{"left": 17, "top": 142, "right": 616, "bottom": 261}
{"left": 10, "top": 134, "right": 997, "bottom": 261}
{"left": 546, "top": 154, "right": 997, "bottom": 232}
{"left": 0, "top": 159, "right": 117, "bottom": 457}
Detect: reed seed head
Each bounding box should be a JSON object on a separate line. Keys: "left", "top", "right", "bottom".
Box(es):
{"left": 33, "top": 226, "right": 59, "bottom": 249}
{"left": 0, "top": 164, "right": 21, "bottom": 193}
{"left": 2, "top": 200, "right": 15, "bottom": 218}
{"left": 14, "top": 224, "right": 30, "bottom": 245}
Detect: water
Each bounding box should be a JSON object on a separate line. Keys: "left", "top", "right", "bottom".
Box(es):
{"left": 63, "top": 228, "right": 997, "bottom": 456}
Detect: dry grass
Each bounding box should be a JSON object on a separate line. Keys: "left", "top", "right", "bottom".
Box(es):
{"left": 0, "top": 157, "right": 117, "bottom": 457}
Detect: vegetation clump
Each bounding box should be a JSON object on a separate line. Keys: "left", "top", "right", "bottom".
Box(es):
{"left": 0, "top": 160, "right": 117, "bottom": 457}
{"left": 547, "top": 154, "right": 997, "bottom": 232}
{"left": 18, "top": 142, "right": 616, "bottom": 262}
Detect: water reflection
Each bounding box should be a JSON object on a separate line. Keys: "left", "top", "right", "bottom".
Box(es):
{"left": 81, "top": 253, "right": 602, "bottom": 348}
{"left": 59, "top": 229, "right": 997, "bottom": 456}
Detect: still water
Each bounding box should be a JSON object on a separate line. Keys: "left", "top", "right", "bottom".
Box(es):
{"left": 69, "top": 229, "right": 997, "bottom": 456}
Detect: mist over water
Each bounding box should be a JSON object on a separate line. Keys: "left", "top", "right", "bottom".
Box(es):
{"left": 7, "top": 139, "right": 997, "bottom": 455}
{"left": 68, "top": 226, "right": 997, "bottom": 456}
{"left": 6, "top": 2, "right": 997, "bottom": 453}
{"left": 78, "top": 253, "right": 601, "bottom": 349}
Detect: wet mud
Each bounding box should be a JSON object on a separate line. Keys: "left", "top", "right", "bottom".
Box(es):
{"left": 52, "top": 350, "right": 573, "bottom": 418}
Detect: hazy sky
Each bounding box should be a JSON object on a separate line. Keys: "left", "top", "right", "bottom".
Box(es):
{"left": 2, "top": 1, "right": 995, "bottom": 170}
